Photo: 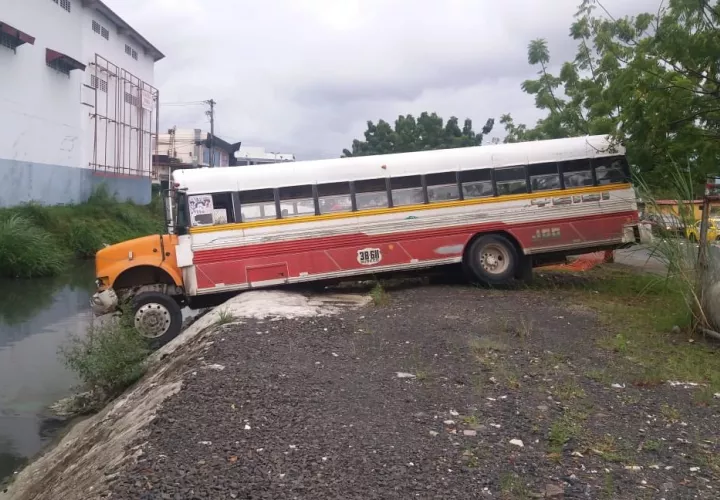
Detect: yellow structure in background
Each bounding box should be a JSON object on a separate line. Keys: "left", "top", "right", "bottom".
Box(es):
{"left": 652, "top": 200, "right": 720, "bottom": 222}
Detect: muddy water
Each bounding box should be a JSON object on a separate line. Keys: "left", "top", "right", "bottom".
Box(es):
{"left": 0, "top": 262, "right": 95, "bottom": 483}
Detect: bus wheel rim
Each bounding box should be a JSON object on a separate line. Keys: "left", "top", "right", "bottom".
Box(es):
{"left": 134, "top": 303, "right": 172, "bottom": 338}
{"left": 479, "top": 244, "right": 510, "bottom": 275}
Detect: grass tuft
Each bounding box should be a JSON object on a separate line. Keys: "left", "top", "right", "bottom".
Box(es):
{"left": 370, "top": 282, "right": 389, "bottom": 305}
{"left": 59, "top": 310, "right": 150, "bottom": 401}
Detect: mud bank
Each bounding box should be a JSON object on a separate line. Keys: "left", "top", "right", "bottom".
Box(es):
{"left": 0, "top": 291, "right": 369, "bottom": 500}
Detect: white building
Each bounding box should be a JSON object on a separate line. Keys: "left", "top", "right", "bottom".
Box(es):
{"left": 0, "top": 0, "right": 163, "bottom": 207}
{"left": 235, "top": 146, "right": 295, "bottom": 166}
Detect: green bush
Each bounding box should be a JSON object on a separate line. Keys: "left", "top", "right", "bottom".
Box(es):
{"left": 0, "top": 214, "right": 67, "bottom": 278}
{"left": 0, "top": 186, "right": 165, "bottom": 278}
{"left": 60, "top": 312, "right": 150, "bottom": 399}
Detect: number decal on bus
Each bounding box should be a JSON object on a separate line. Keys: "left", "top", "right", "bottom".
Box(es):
{"left": 357, "top": 248, "right": 382, "bottom": 265}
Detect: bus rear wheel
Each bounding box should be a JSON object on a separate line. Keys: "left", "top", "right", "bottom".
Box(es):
{"left": 466, "top": 234, "right": 519, "bottom": 286}
{"left": 132, "top": 291, "right": 183, "bottom": 349}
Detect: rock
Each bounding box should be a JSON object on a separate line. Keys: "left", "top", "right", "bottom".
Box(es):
{"left": 443, "top": 420, "right": 456, "bottom": 426}
{"left": 545, "top": 483, "right": 564, "bottom": 498}
{"left": 449, "top": 410, "right": 459, "bottom": 416}
{"left": 509, "top": 439, "right": 524, "bottom": 448}
{"left": 396, "top": 372, "right": 416, "bottom": 379}
{"left": 429, "top": 431, "right": 439, "bottom": 437}
{"left": 537, "top": 405, "right": 549, "bottom": 412}
{"left": 463, "top": 430, "right": 477, "bottom": 437}
{"left": 206, "top": 364, "right": 225, "bottom": 371}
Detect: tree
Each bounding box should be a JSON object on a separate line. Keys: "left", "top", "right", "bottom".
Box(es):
{"left": 502, "top": 0, "right": 720, "bottom": 194}
{"left": 342, "top": 113, "right": 494, "bottom": 157}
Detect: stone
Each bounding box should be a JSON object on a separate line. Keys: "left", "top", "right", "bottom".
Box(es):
{"left": 463, "top": 430, "right": 477, "bottom": 437}
{"left": 509, "top": 439, "right": 524, "bottom": 448}
{"left": 545, "top": 483, "right": 564, "bottom": 498}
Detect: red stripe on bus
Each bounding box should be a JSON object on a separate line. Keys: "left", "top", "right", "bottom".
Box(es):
{"left": 191, "top": 211, "right": 637, "bottom": 290}
{"left": 192, "top": 211, "right": 637, "bottom": 263}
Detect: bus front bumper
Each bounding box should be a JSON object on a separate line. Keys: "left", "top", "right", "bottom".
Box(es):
{"left": 91, "top": 288, "right": 119, "bottom": 316}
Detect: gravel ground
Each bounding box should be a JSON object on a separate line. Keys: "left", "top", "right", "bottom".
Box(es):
{"left": 111, "top": 282, "right": 720, "bottom": 499}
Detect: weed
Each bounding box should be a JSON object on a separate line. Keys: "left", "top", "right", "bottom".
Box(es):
{"left": 370, "top": 282, "right": 388, "bottom": 306}
{"left": 694, "top": 386, "right": 716, "bottom": 405}
{"left": 590, "top": 435, "right": 632, "bottom": 463}
{"left": 215, "top": 309, "right": 238, "bottom": 326}
{"left": 499, "top": 473, "right": 529, "bottom": 499}
{"left": 548, "top": 410, "right": 585, "bottom": 454}
{"left": 660, "top": 403, "right": 682, "bottom": 423}
{"left": 59, "top": 312, "right": 150, "bottom": 401}
{"left": 462, "top": 415, "right": 479, "bottom": 426}
{"left": 641, "top": 439, "right": 662, "bottom": 452}
{"left": 602, "top": 472, "right": 615, "bottom": 499}
{"left": 554, "top": 380, "right": 586, "bottom": 400}
{"left": 469, "top": 336, "right": 509, "bottom": 356}
{"left": 517, "top": 318, "right": 533, "bottom": 339}
{"left": 415, "top": 370, "right": 429, "bottom": 381}
{"left": 585, "top": 368, "right": 612, "bottom": 385}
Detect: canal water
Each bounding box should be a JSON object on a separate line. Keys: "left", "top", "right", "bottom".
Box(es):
{"left": 0, "top": 262, "right": 95, "bottom": 483}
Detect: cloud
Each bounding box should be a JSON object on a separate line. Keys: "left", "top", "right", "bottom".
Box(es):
{"left": 108, "top": 0, "right": 663, "bottom": 160}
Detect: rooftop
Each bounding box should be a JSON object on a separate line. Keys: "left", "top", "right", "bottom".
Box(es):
{"left": 83, "top": 0, "right": 164, "bottom": 62}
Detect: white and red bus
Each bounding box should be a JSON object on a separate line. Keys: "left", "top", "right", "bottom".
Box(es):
{"left": 92, "top": 135, "right": 640, "bottom": 345}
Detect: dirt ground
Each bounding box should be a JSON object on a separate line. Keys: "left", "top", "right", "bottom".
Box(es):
{"left": 110, "top": 272, "right": 720, "bottom": 499}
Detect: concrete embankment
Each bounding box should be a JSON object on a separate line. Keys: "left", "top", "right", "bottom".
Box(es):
{"left": 0, "top": 291, "right": 368, "bottom": 500}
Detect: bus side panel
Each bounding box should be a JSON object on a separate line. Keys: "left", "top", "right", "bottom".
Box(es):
{"left": 511, "top": 212, "right": 637, "bottom": 253}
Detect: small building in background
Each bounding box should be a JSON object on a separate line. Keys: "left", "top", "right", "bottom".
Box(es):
{"left": 650, "top": 200, "right": 720, "bottom": 222}
{"left": 154, "top": 128, "right": 242, "bottom": 188}
{"left": 0, "top": 0, "right": 163, "bottom": 207}
{"left": 235, "top": 146, "right": 295, "bottom": 166}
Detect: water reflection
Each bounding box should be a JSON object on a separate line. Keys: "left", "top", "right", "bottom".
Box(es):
{"left": 0, "top": 262, "right": 95, "bottom": 483}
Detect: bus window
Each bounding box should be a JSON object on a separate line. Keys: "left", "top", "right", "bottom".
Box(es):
{"left": 188, "top": 192, "right": 234, "bottom": 227}
{"left": 561, "top": 159, "right": 593, "bottom": 188}
{"left": 391, "top": 176, "right": 424, "bottom": 207}
{"left": 529, "top": 162, "right": 560, "bottom": 192}
{"left": 355, "top": 178, "right": 389, "bottom": 210}
{"left": 460, "top": 169, "right": 493, "bottom": 199}
{"left": 594, "top": 157, "right": 630, "bottom": 185}
{"left": 318, "top": 182, "right": 352, "bottom": 214}
{"left": 426, "top": 172, "right": 459, "bottom": 202}
{"left": 279, "top": 185, "right": 316, "bottom": 217}
{"left": 495, "top": 166, "right": 528, "bottom": 195}
{"left": 239, "top": 188, "right": 277, "bottom": 221}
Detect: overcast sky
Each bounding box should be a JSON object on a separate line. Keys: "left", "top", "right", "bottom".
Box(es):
{"left": 109, "top": 0, "right": 661, "bottom": 160}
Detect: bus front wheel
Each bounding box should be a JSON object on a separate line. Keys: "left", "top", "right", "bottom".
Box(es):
{"left": 466, "top": 234, "right": 519, "bottom": 286}
{"left": 132, "top": 291, "right": 183, "bottom": 348}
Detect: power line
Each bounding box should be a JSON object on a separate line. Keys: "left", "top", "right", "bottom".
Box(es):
{"left": 160, "top": 101, "right": 207, "bottom": 107}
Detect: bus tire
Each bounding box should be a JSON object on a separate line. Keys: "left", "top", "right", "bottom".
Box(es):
{"left": 132, "top": 291, "right": 183, "bottom": 349}
{"left": 466, "top": 234, "right": 519, "bottom": 286}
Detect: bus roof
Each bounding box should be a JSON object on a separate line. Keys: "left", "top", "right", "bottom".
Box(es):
{"left": 173, "top": 135, "right": 621, "bottom": 195}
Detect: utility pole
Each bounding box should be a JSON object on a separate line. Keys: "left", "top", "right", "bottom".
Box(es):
{"left": 206, "top": 99, "right": 216, "bottom": 167}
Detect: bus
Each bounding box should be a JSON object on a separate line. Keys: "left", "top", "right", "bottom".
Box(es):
{"left": 92, "top": 135, "right": 640, "bottom": 345}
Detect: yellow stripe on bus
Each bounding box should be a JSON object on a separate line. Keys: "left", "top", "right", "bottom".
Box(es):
{"left": 189, "top": 183, "right": 633, "bottom": 234}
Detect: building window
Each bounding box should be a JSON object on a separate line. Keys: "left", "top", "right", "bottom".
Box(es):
{"left": 131, "top": 49, "right": 138, "bottom": 60}
{"left": 90, "top": 75, "right": 108, "bottom": 93}
{"left": 52, "top": 0, "right": 72, "bottom": 13}
{"left": 125, "top": 44, "right": 131, "bottom": 55}
{"left": 92, "top": 21, "right": 109, "bottom": 40}
{"left": 0, "top": 32, "right": 14, "bottom": 51}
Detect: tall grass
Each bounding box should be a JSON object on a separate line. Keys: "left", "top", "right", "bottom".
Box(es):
{"left": 0, "top": 214, "right": 67, "bottom": 278}
{"left": 0, "top": 186, "right": 165, "bottom": 279}
{"left": 634, "top": 161, "right": 719, "bottom": 332}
